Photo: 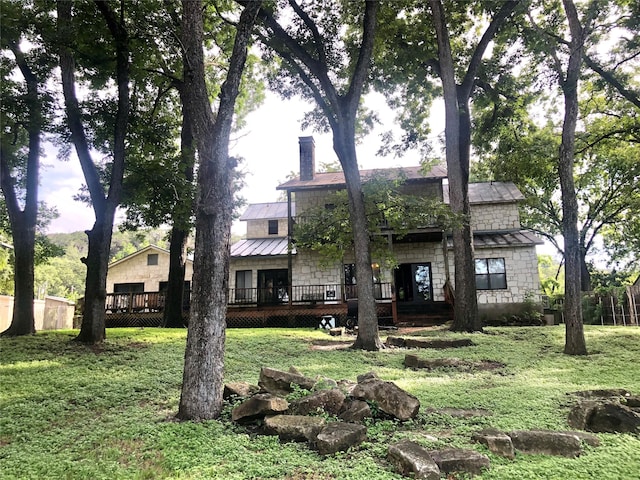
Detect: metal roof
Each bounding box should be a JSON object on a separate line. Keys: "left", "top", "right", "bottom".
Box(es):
{"left": 443, "top": 181, "right": 525, "bottom": 204}
{"left": 239, "top": 202, "right": 294, "bottom": 221}
{"left": 447, "top": 230, "right": 543, "bottom": 249}
{"left": 277, "top": 164, "right": 447, "bottom": 191}
{"left": 230, "top": 237, "right": 293, "bottom": 257}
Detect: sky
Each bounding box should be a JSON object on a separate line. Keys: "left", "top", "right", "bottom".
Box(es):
{"left": 40, "top": 91, "right": 434, "bottom": 236}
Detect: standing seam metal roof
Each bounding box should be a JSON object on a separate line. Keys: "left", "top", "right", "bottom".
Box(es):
{"left": 230, "top": 237, "right": 293, "bottom": 257}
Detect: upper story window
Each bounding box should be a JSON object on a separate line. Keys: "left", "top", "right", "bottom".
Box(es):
{"left": 268, "top": 220, "right": 278, "bottom": 235}
{"left": 475, "top": 258, "right": 507, "bottom": 290}
{"left": 147, "top": 253, "right": 159, "bottom": 266}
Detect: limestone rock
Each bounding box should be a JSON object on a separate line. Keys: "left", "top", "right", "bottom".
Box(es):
{"left": 509, "top": 430, "right": 582, "bottom": 458}
{"left": 336, "top": 379, "right": 357, "bottom": 396}
{"left": 231, "top": 393, "right": 289, "bottom": 422}
{"left": 404, "top": 338, "right": 475, "bottom": 349}
{"left": 351, "top": 378, "right": 420, "bottom": 421}
{"left": 329, "top": 327, "right": 343, "bottom": 336}
{"left": 223, "top": 381, "right": 260, "bottom": 400}
{"left": 471, "top": 428, "right": 515, "bottom": 459}
{"left": 313, "top": 376, "right": 338, "bottom": 391}
{"left": 339, "top": 399, "right": 372, "bottom": 423}
{"left": 388, "top": 440, "right": 440, "bottom": 480}
{"left": 290, "top": 388, "right": 346, "bottom": 416}
{"left": 263, "top": 415, "right": 326, "bottom": 442}
{"left": 386, "top": 336, "right": 407, "bottom": 347}
{"left": 258, "top": 367, "right": 316, "bottom": 396}
{"left": 569, "top": 400, "right": 640, "bottom": 434}
{"left": 315, "top": 422, "right": 367, "bottom": 455}
{"left": 357, "top": 371, "right": 379, "bottom": 383}
{"left": 559, "top": 431, "right": 601, "bottom": 447}
{"left": 428, "top": 448, "right": 490, "bottom": 476}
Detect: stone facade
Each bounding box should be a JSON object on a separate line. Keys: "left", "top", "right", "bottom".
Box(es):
{"left": 246, "top": 217, "right": 289, "bottom": 239}
{"left": 106, "top": 246, "right": 193, "bottom": 293}
{"left": 470, "top": 203, "right": 520, "bottom": 231}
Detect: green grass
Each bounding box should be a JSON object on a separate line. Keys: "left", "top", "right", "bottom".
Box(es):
{"left": 1, "top": 326, "right": 639, "bottom": 479}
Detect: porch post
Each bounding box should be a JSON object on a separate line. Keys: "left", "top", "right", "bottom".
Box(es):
{"left": 287, "top": 190, "right": 293, "bottom": 306}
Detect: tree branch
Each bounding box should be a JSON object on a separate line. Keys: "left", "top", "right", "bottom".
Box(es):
{"left": 460, "top": 0, "right": 520, "bottom": 99}
{"left": 583, "top": 53, "right": 640, "bottom": 109}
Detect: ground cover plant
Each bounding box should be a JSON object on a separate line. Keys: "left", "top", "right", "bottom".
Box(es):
{"left": 1, "top": 325, "right": 639, "bottom": 479}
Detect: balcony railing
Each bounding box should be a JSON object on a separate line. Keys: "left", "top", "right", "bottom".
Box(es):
{"left": 228, "top": 283, "right": 392, "bottom": 306}
{"left": 105, "top": 283, "right": 393, "bottom": 312}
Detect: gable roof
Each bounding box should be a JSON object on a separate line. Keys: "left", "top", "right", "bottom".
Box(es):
{"left": 277, "top": 164, "right": 447, "bottom": 191}
{"left": 443, "top": 181, "right": 524, "bottom": 205}
{"left": 240, "top": 202, "right": 295, "bottom": 221}
{"left": 108, "top": 244, "right": 192, "bottom": 268}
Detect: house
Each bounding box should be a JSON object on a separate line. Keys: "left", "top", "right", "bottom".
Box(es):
{"left": 105, "top": 245, "right": 193, "bottom": 317}
{"left": 227, "top": 136, "right": 543, "bottom": 324}
{"left": 104, "top": 136, "right": 542, "bottom": 326}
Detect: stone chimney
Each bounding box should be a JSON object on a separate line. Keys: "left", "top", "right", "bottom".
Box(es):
{"left": 299, "top": 136, "right": 315, "bottom": 181}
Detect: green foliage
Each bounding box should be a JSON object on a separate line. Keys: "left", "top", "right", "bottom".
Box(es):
{"left": 294, "top": 171, "right": 456, "bottom": 267}
{"left": 1, "top": 326, "right": 640, "bottom": 479}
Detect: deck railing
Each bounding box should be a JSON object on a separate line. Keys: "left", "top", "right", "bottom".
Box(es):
{"left": 106, "top": 282, "right": 393, "bottom": 312}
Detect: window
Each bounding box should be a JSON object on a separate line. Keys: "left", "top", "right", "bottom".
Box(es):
{"left": 268, "top": 220, "right": 278, "bottom": 235}
{"left": 235, "top": 270, "right": 252, "bottom": 302}
{"left": 113, "top": 283, "right": 145, "bottom": 293}
{"left": 147, "top": 253, "right": 159, "bottom": 266}
{"left": 475, "top": 258, "right": 507, "bottom": 290}
{"left": 344, "top": 263, "right": 383, "bottom": 299}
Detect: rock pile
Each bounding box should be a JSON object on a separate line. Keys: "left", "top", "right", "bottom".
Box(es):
{"left": 568, "top": 389, "right": 640, "bottom": 434}
{"left": 223, "top": 365, "right": 614, "bottom": 479}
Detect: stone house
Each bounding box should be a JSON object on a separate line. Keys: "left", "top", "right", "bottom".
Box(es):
{"left": 105, "top": 245, "right": 193, "bottom": 313}
{"left": 228, "top": 136, "right": 542, "bottom": 323}
{"left": 104, "top": 136, "right": 542, "bottom": 325}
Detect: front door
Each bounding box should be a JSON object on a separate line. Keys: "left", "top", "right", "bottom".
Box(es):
{"left": 257, "top": 269, "right": 288, "bottom": 305}
{"left": 395, "top": 263, "right": 433, "bottom": 303}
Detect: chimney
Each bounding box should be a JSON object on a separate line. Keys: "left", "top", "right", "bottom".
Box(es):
{"left": 299, "top": 136, "right": 315, "bottom": 181}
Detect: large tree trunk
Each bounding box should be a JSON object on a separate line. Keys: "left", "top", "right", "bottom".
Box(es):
{"left": 0, "top": 42, "right": 40, "bottom": 337}
{"left": 580, "top": 247, "right": 591, "bottom": 292}
{"left": 58, "top": 0, "right": 130, "bottom": 344}
{"left": 1, "top": 219, "right": 36, "bottom": 336}
{"left": 430, "top": 0, "right": 481, "bottom": 332}
{"left": 450, "top": 97, "right": 480, "bottom": 332}
{"left": 561, "top": 0, "right": 587, "bottom": 355}
{"left": 162, "top": 99, "right": 195, "bottom": 329}
{"left": 177, "top": 0, "right": 261, "bottom": 420}
{"left": 162, "top": 226, "right": 188, "bottom": 328}
{"left": 77, "top": 218, "right": 113, "bottom": 343}
{"left": 333, "top": 123, "right": 383, "bottom": 351}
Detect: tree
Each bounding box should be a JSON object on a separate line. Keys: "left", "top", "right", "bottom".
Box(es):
{"left": 0, "top": 1, "right": 56, "bottom": 336}
{"left": 474, "top": 100, "right": 640, "bottom": 292}
{"left": 253, "top": 0, "right": 382, "bottom": 350}
{"left": 57, "top": 0, "right": 131, "bottom": 343}
{"left": 295, "top": 171, "right": 455, "bottom": 268}
{"left": 428, "top": 0, "right": 521, "bottom": 332}
{"left": 177, "top": 0, "right": 262, "bottom": 421}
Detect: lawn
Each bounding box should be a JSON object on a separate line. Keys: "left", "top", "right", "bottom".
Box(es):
{"left": 1, "top": 325, "right": 639, "bottom": 479}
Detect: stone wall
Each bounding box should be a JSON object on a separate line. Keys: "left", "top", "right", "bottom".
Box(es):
{"left": 106, "top": 249, "right": 194, "bottom": 293}
{"left": 246, "top": 218, "right": 289, "bottom": 239}
{"left": 471, "top": 203, "right": 520, "bottom": 231}
{"left": 0, "top": 295, "right": 75, "bottom": 331}
{"left": 230, "top": 256, "right": 290, "bottom": 289}
{"left": 446, "top": 245, "right": 540, "bottom": 312}
{"left": 388, "top": 242, "right": 449, "bottom": 302}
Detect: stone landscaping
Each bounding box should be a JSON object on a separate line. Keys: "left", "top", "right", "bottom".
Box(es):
{"left": 222, "top": 335, "right": 640, "bottom": 478}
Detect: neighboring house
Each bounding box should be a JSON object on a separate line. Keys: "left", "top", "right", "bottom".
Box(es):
{"left": 105, "top": 245, "right": 193, "bottom": 314}
{"left": 104, "top": 136, "right": 542, "bottom": 325}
